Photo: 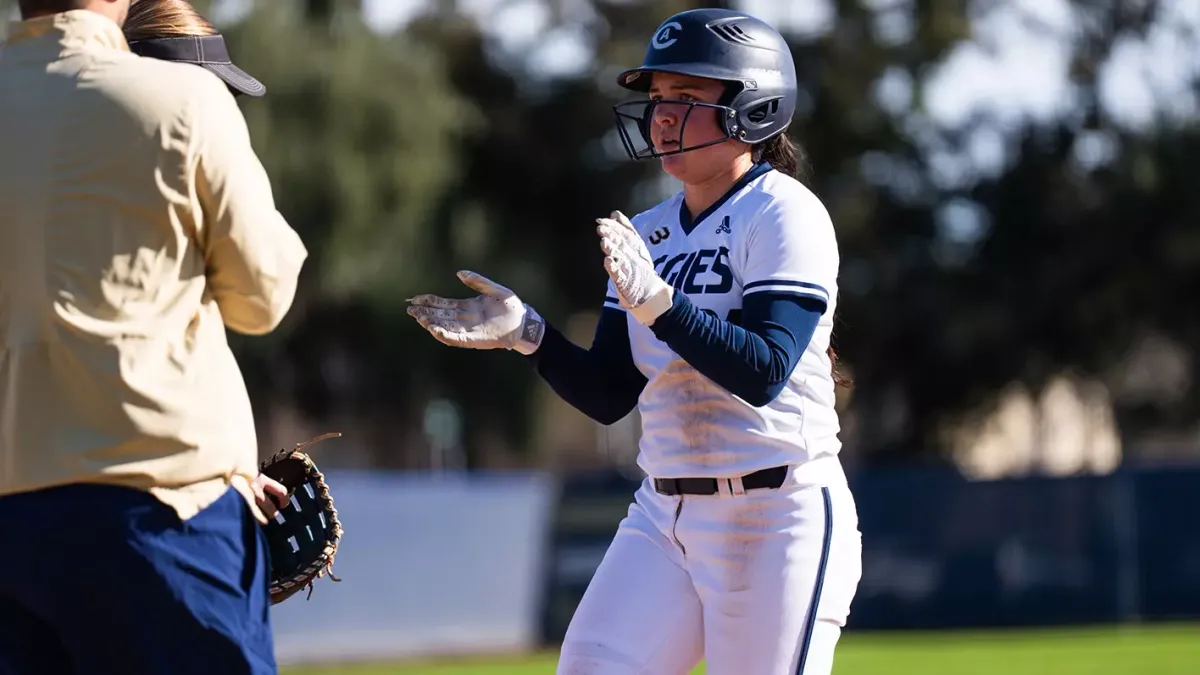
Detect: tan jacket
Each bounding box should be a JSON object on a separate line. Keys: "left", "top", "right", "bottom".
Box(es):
{"left": 0, "top": 10, "right": 308, "bottom": 523}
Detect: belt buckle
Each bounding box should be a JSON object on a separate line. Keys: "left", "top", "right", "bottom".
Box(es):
{"left": 730, "top": 477, "right": 747, "bottom": 496}
{"left": 715, "top": 477, "right": 747, "bottom": 497}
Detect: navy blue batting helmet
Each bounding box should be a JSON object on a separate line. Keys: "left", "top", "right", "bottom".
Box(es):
{"left": 613, "top": 8, "right": 798, "bottom": 160}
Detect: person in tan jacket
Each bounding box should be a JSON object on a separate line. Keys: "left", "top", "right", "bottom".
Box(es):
{"left": 0, "top": 1, "right": 308, "bottom": 672}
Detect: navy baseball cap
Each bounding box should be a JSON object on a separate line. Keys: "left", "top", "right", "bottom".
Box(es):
{"left": 128, "top": 35, "right": 265, "bottom": 98}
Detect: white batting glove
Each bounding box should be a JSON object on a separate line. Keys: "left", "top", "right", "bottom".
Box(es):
{"left": 596, "top": 210, "right": 674, "bottom": 325}
{"left": 406, "top": 270, "right": 545, "bottom": 355}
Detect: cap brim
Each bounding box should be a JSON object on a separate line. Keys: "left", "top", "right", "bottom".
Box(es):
{"left": 203, "top": 62, "right": 266, "bottom": 98}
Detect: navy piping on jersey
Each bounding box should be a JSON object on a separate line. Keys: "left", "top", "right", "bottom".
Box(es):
{"left": 796, "top": 487, "right": 834, "bottom": 674}
{"left": 744, "top": 279, "right": 830, "bottom": 299}
{"left": 649, "top": 289, "right": 824, "bottom": 407}
{"left": 678, "top": 161, "right": 774, "bottom": 236}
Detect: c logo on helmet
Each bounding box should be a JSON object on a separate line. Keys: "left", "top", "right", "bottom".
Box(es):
{"left": 652, "top": 21, "right": 682, "bottom": 50}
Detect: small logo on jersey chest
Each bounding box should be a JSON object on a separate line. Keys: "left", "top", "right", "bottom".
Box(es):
{"left": 715, "top": 216, "right": 731, "bottom": 235}
{"left": 648, "top": 227, "right": 670, "bottom": 245}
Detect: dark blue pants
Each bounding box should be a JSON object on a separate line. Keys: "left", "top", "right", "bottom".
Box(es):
{"left": 0, "top": 483, "right": 276, "bottom": 675}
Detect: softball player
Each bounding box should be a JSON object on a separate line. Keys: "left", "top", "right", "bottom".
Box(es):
{"left": 408, "top": 8, "right": 862, "bottom": 674}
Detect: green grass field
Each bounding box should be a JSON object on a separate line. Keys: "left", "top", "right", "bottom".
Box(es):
{"left": 282, "top": 623, "right": 1199, "bottom": 675}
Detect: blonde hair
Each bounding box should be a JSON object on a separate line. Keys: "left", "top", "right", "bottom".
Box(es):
{"left": 123, "top": 0, "right": 219, "bottom": 41}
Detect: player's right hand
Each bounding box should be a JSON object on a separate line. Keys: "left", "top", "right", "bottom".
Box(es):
{"left": 407, "top": 270, "right": 545, "bottom": 355}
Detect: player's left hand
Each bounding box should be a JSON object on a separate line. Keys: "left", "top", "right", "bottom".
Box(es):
{"left": 596, "top": 210, "right": 674, "bottom": 325}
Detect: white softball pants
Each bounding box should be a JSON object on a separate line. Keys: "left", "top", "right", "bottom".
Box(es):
{"left": 556, "top": 463, "right": 862, "bottom": 675}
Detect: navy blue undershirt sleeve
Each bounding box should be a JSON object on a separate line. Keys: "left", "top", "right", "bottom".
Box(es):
{"left": 527, "top": 308, "right": 646, "bottom": 425}
{"left": 648, "top": 290, "right": 823, "bottom": 407}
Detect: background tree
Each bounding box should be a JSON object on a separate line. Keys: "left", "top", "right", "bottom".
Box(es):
{"left": 5, "top": 0, "right": 1196, "bottom": 469}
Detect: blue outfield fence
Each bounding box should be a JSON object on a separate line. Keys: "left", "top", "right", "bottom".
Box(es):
{"left": 537, "top": 465, "right": 1200, "bottom": 643}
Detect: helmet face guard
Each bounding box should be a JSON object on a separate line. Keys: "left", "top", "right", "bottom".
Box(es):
{"left": 612, "top": 98, "right": 740, "bottom": 161}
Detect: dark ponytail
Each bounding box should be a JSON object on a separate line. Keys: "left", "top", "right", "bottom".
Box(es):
{"left": 755, "top": 132, "right": 851, "bottom": 389}
{"left": 755, "top": 132, "right": 810, "bottom": 185}
{"left": 827, "top": 340, "right": 852, "bottom": 389}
